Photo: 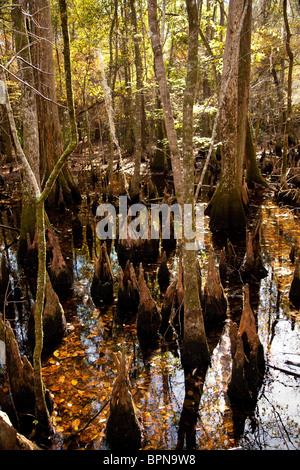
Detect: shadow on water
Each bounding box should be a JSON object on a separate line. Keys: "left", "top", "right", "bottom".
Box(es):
{"left": 0, "top": 173, "right": 299, "bottom": 451}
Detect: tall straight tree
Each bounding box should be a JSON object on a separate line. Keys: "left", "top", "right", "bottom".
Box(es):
{"left": 181, "top": 0, "right": 210, "bottom": 370}
{"left": 281, "top": 0, "right": 294, "bottom": 185}
{"left": 129, "top": 0, "right": 143, "bottom": 199}
{"left": 30, "top": 0, "right": 81, "bottom": 207}
{"left": 238, "top": 0, "right": 267, "bottom": 188}
{"left": 11, "top": 1, "right": 41, "bottom": 262}
{"left": 4, "top": 0, "right": 78, "bottom": 437}
{"left": 147, "top": 0, "right": 183, "bottom": 205}
{"left": 147, "top": 0, "right": 210, "bottom": 369}
{"left": 206, "top": 0, "right": 247, "bottom": 234}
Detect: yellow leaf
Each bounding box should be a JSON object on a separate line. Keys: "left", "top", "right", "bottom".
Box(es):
{"left": 71, "top": 379, "right": 78, "bottom": 386}
{"left": 53, "top": 350, "right": 60, "bottom": 357}
{"left": 73, "top": 418, "right": 80, "bottom": 429}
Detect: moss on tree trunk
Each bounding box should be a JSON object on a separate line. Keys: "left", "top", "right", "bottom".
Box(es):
{"left": 205, "top": 0, "right": 247, "bottom": 234}
{"left": 181, "top": 0, "right": 210, "bottom": 370}
{"left": 206, "top": 179, "right": 246, "bottom": 234}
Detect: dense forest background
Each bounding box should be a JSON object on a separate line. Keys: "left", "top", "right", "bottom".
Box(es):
{"left": 0, "top": 0, "right": 299, "bottom": 452}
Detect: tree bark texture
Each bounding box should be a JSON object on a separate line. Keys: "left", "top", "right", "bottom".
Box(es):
{"left": 129, "top": 0, "right": 143, "bottom": 199}
{"left": 11, "top": 2, "right": 40, "bottom": 261}
{"left": 182, "top": 0, "right": 210, "bottom": 370}
{"left": 147, "top": 0, "right": 183, "bottom": 204}
{"left": 281, "top": 0, "right": 294, "bottom": 184}
{"left": 206, "top": 0, "right": 247, "bottom": 234}
{"left": 245, "top": 117, "right": 267, "bottom": 188}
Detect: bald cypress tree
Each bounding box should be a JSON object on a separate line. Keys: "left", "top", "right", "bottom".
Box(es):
{"left": 206, "top": 0, "right": 247, "bottom": 234}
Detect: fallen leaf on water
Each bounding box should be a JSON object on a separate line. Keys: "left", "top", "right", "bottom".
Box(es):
{"left": 73, "top": 418, "right": 80, "bottom": 429}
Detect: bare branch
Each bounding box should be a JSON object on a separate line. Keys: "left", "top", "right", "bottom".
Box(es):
{"left": 0, "top": 63, "right": 67, "bottom": 109}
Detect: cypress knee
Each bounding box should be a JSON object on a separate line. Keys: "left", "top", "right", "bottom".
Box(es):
{"left": 228, "top": 285, "right": 265, "bottom": 404}
{"left": 117, "top": 261, "right": 139, "bottom": 319}
{"left": 136, "top": 264, "right": 161, "bottom": 345}
{"left": 160, "top": 279, "right": 177, "bottom": 338}
{"left": 29, "top": 274, "right": 67, "bottom": 353}
{"left": 106, "top": 351, "right": 142, "bottom": 451}
{"left": 47, "top": 228, "right": 73, "bottom": 298}
{"left": 91, "top": 242, "right": 114, "bottom": 307}
{"left": 241, "top": 214, "right": 267, "bottom": 281}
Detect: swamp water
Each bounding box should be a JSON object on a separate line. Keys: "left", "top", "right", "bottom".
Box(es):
{"left": 0, "top": 182, "right": 299, "bottom": 451}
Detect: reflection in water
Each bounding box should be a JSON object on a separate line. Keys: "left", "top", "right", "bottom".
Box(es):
{"left": 0, "top": 193, "right": 299, "bottom": 450}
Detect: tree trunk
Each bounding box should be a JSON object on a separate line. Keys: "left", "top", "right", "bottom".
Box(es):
{"left": 181, "top": 0, "right": 210, "bottom": 370}
{"left": 0, "top": 411, "right": 41, "bottom": 450}
{"left": 33, "top": 200, "right": 53, "bottom": 436}
{"left": 129, "top": 0, "right": 143, "bottom": 199}
{"left": 11, "top": 2, "right": 41, "bottom": 262}
{"left": 238, "top": 1, "right": 266, "bottom": 189}
{"left": 0, "top": 105, "right": 13, "bottom": 162}
{"left": 147, "top": 0, "right": 183, "bottom": 204}
{"left": 30, "top": 0, "right": 81, "bottom": 207}
{"left": 205, "top": 0, "right": 247, "bottom": 234}
{"left": 4, "top": 0, "right": 78, "bottom": 439}
{"left": 106, "top": 352, "right": 142, "bottom": 451}
{"left": 245, "top": 116, "right": 268, "bottom": 188}
{"left": 147, "top": 0, "right": 209, "bottom": 369}
{"left": 237, "top": 0, "right": 251, "bottom": 185}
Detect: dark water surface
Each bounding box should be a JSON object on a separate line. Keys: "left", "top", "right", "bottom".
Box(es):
{"left": 0, "top": 184, "right": 299, "bottom": 450}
